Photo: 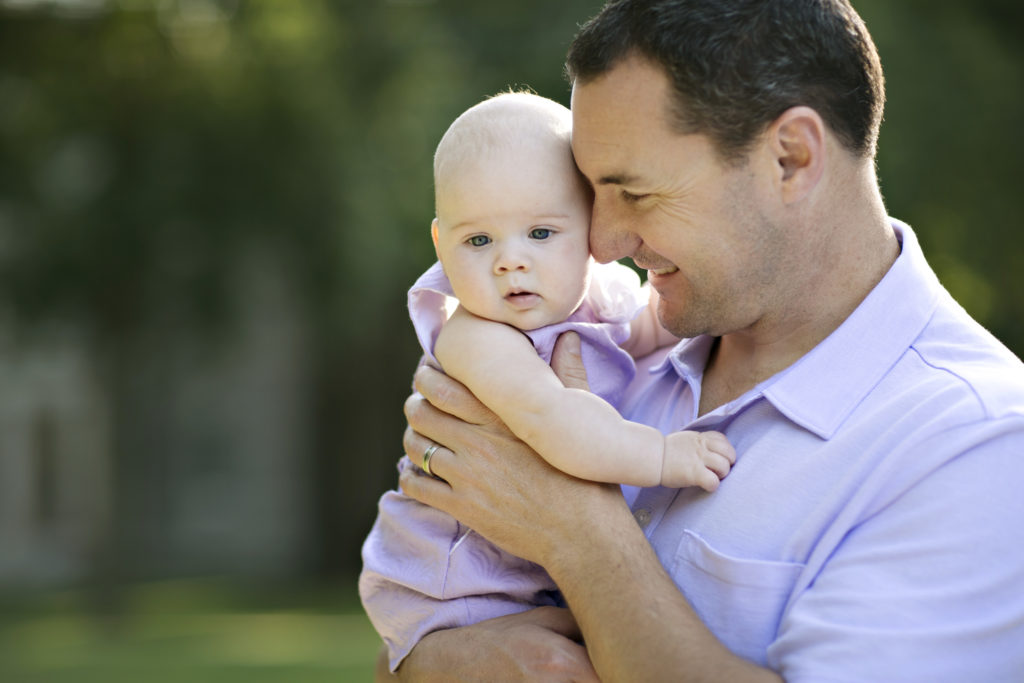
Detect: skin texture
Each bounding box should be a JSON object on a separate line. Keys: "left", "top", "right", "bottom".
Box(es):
{"left": 383, "top": 53, "right": 898, "bottom": 682}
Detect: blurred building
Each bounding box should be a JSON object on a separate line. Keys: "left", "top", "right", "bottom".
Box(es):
{"left": 0, "top": 252, "right": 316, "bottom": 587}
{"left": 0, "top": 329, "right": 109, "bottom": 585}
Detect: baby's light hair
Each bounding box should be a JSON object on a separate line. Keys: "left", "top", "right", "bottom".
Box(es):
{"left": 433, "top": 90, "right": 573, "bottom": 211}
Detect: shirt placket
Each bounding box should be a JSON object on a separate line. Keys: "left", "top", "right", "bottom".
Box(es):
{"left": 629, "top": 388, "right": 764, "bottom": 539}
{"left": 630, "top": 486, "right": 681, "bottom": 537}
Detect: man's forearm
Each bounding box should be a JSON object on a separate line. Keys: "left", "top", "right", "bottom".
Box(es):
{"left": 375, "top": 608, "right": 599, "bottom": 682}
{"left": 545, "top": 503, "right": 782, "bottom": 683}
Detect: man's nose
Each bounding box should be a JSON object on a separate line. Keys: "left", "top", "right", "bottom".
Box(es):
{"left": 589, "top": 199, "right": 639, "bottom": 263}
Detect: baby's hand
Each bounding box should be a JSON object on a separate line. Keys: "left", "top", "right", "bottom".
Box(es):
{"left": 661, "top": 431, "right": 736, "bottom": 491}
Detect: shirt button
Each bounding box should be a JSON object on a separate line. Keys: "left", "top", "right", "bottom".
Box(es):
{"left": 633, "top": 508, "right": 652, "bottom": 529}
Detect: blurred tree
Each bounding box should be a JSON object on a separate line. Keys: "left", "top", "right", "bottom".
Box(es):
{"left": 0, "top": 0, "right": 1019, "bottom": 586}
{"left": 859, "top": 0, "right": 1024, "bottom": 346}
{"left": 0, "top": 0, "right": 606, "bottom": 582}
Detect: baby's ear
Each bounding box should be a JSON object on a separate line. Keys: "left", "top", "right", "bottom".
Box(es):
{"left": 430, "top": 218, "right": 440, "bottom": 249}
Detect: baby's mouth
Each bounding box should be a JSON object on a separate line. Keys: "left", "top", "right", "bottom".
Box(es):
{"left": 505, "top": 289, "right": 541, "bottom": 308}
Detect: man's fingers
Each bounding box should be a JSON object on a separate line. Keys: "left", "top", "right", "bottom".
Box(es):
{"left": 403, "top": 374, "right": 504, "bottom": 480}
{"left": 398, "top": 458, "right": 454, "bottom": 508}
{"left": 525, "top": 606, "right": 584, "bottom": 643}
{"left": 403, "top": 389, "right": 451, "bottom": 444}
{"left": 403, "top": 425, "right": 450, "bottom": 482}
{"left": 551, "top": 331, "right": 590, "bottom": 391}
{"left": 402, "top": 424, "right": 432, "bottom": 469}
{"left": 413, "top": 365, "right": 497, "bottom": 426}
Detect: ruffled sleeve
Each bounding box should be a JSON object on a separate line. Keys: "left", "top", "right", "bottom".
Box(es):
{"left": 407, "top": 261, "right": 457, "bottom": 366}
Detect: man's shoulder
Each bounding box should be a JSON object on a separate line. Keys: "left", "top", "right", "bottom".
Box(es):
{"left": 906, "top": 294, "right": 1024, "bottom": 422}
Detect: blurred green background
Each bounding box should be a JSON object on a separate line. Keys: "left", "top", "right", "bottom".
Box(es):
{"left": 0, "top": 0, "right": 1020, "bottom": 680}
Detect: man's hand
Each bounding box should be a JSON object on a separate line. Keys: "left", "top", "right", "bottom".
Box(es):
{"left": 398, "top": 332, "right": 623, "bottom": 563}
{"left": 376, "top": 607, "right": 599, "bottom": 682}
{"left": 373, "top": 334, "right": 603, "bottom": 682}
{"left": 550, "top": 330, "right": 591, "bottom": 391}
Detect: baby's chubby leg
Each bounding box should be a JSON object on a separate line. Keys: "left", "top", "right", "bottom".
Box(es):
{"left": 660, "top": 431, "right": 736, "bottom": 491}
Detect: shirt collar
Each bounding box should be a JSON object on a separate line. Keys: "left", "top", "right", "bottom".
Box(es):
{"left": 653, "top": 219, "right": 942, "bottom": 439}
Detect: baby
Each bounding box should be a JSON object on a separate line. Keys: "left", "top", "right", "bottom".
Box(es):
{"left": 361, "top": 91, "right": 735, "bottom": 672}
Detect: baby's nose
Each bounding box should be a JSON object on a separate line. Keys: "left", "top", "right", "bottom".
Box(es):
{"left": 494, "top": 247, "right": 530, "bottom": 273}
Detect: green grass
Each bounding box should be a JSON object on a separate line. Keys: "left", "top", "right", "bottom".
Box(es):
{"left": 0, "top": 578, "right": 380, "bottom": 682}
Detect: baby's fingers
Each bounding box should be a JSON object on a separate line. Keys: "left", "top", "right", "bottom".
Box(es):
{"left": 704, "top": 451, "right": 734, "bottom": 480}
{"left": 701, "top": 431, "right": 737, "bottom": 464}
{"left": 695, "top": 466, "right": 723, "bottom": 493}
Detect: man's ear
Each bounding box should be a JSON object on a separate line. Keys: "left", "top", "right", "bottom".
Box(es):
{"left": 431, "top": 218, "right": 440, "bottom": 255}
{"left": 768, "top": 106, "right": 825, "bottom": 204}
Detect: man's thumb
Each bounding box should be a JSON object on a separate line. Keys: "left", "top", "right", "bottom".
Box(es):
{"left": 551, "top": 331, "right": 590, "bottom": 391}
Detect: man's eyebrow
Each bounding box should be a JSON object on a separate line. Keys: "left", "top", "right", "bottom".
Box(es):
{"left": 596, "top": 173, "right": 640, "bottom": 186}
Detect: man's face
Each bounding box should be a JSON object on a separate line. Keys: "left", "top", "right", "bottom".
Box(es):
{"left": 570, "top": 54, "right": 787, "bottom": 339}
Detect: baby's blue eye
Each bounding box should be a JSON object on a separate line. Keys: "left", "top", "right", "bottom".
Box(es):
{"left": 467, "top": 235, "right": 491, "bottom": 247}
{"left": 529, "top": 227, "right": 552, "bottom": 240}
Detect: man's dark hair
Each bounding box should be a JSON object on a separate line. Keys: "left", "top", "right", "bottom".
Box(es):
{"left": 566, "top": 0, "right": 885, "bottom": 163}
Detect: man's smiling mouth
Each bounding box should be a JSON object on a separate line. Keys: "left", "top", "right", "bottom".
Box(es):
{"left": 648, "top": 266, "right": 679, "bottom": 276}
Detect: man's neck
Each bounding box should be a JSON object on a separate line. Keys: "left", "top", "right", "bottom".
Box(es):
{"left": 698, "top": 325, "right": 821, "bottom": 416}
{"left": 698, "top": 214, "right": 899, "bottom": 416}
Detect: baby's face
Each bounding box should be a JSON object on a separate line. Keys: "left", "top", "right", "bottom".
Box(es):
{"left": 434, "top": 144, "right": 592, "bottom": 331}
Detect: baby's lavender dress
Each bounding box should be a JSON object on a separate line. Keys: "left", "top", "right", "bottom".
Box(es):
{"left": 360, "top": 260, "right": 647, "bottom": 671}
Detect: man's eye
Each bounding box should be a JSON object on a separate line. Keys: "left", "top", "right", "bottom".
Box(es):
{"left": 529, "top": 227, "right": 552, "bottom": 240}
{"left": 621, "top": 190, "right": 649, "bottom": 204}
{"left": 467, "top": 235, "right": 491, "bottom": 247}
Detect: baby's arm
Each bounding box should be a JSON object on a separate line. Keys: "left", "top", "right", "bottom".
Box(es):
{"left": 434, "top": 307, "right": 734, "bottom": 489}
{"left": 621, "top": 283, "right": 681, "bottom": 358}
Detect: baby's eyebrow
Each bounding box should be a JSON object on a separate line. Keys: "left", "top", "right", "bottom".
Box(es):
{"left": 445, "top": 219, "right": 480, "bottom": 233}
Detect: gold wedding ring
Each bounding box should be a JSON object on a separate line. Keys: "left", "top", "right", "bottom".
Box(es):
{"left": 422, "top": 443, "right": 440, "bottom": 478}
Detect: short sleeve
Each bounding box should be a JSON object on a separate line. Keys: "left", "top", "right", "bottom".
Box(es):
{"left": 768, "top": 420, "right": 1024, "bottom": 682}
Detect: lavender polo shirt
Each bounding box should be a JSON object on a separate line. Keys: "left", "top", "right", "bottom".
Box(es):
{"left": 618, "top": 220, "right": 1024, "bottom": 680}
{"left": 362, "top": 220, "right": 1024, "bottom": 680}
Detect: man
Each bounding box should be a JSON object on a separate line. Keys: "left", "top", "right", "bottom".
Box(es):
{"left": 374, "top": 0, "right": 1024, "bottom": 680}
